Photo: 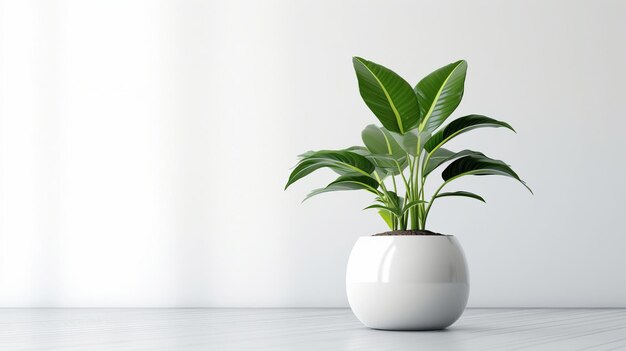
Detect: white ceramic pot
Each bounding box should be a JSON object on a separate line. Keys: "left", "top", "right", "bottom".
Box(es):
{"left": 346, "top": 235, "right": 469, "bottom": 330}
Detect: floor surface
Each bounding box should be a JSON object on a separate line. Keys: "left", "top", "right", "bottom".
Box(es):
{"left": 1, "top": 308, "right": 626, "bottom": 350}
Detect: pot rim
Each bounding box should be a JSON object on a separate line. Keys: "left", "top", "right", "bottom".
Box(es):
{"left": 358, "top": 234, "right": 456, "bottom": 240}
{"left": 364, "top": 234, "right": 455, "bottom": 238}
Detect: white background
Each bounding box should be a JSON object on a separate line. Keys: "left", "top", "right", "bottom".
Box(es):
{"left": 1, "top": 0, "right": 625, "bottom": 307}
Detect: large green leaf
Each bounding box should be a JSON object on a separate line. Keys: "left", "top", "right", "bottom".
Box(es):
{"left": 424, "top": 149, "right": 483, "bottom": 176}
{"left": 342, "top": 145, "right": 405, "bottom": 177}
{"left": 361, "top": 125, "right": 408, "bottom": 174}
{"left": 345, "top": 146, "right": 369, "bottom": 155}
{"left": 353, "top": 57, "right": 420, "bottom": 134}
{"left": 424, "top": 148, "right": 454, "bottom": 175}
{"left": 314, "top": 147, "right": 385, "bottom": 177}
{"left": 303, "top": 174, "right": 379, "bottom": 202}
{"left": 415, "top": 60, "right": 467, "bottom": 133}
{"left": 424, "top": 115, "right": 515, "bottom": 153}
{"left": 435, "top": 191, "right": 485, "bottom": 202}
{"left": 285, "top": 150, "right": 376, "bottom": 189}
{"left": 441, "top": 153, "right": 532, "bottom": 193}
{"left": 389, "top": 129, "right": 431, "bottom": 156}
{"left": 362, "top": 125, "right": 405, "bottom": 160}
{"left": 368, "top": 155, "right": 407, "bottom": 175}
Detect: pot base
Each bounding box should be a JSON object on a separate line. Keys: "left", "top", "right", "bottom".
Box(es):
{"left": 348, "top": 282, "right": 468, "bottom": 330}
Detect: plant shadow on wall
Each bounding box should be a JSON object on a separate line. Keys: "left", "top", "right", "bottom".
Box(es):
{"left": 284, "top": 57, "right": 533, "bottom": 331}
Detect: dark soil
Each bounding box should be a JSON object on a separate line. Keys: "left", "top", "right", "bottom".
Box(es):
{"left": 373, "top": 229, "right": 446, "bottom": 236}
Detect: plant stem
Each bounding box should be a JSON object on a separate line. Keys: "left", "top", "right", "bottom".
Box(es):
{"left": 406, "top": 153, "right": 414, "bottom": 199}
{"left": 414, "top": 134, "right": 422, "bottom": 230}
{"left": 422, "top": 174, "right": 464, "bottom": 225}
{"left": 395, "top": 160, "right": 410, "bottom": 193}
{"left": 408, "top": 156, "right": 417, "bottom": 230}
{"left": 391, "top": 175, "right": 399, "bottom": 230}
{"left": 420, "top": 175, "right": 426, "bottom": 230}
{"left": 374, "top": 171, "right": 390, "bottom": 197}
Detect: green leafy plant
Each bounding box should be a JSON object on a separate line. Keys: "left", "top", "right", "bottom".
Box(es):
{"left": 285, "top": 57, "right": 531, "bottom": 231}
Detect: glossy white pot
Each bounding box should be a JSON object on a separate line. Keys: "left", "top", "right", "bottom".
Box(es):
{"left": 346, "top": 235, "right": 469, "bottom": 330}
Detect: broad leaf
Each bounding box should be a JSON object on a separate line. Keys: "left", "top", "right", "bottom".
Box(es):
{"left": 362, "top": 125, "right": 405, "bottom": 160}
{"left": 378, "top": 210, "right": 395, "bottom": 230}
{"left": 441, "top": 153, "right": 533, "bottom": 193}
{"left": 424, "top": 149, "right": 483, "bottom": 176}
{"left": 424, "top": 148, "right": 454, "bottom": 175}
{"left": 326, "top": 147, "right": 382, "bottom": 176}
{"left": 285, "top": 150, "right": 375, "bottom": 189}
{"left": 367, "top": 155, "right": 407, "bottom": 174}
{"left": 389, "top": 129, "right": 431, "bottom": 156}
{"left": 353, "top": 57, "right": 420, "bottom": 134}
{"left": 384, "top": 191, "right": 401, "bottom": 208}
{"left": 343, "top": 145, "right": 406, "bottom": 176}
{"left": 345, "top": 146, "right": 369, "bottom": 155}
{"left": 361, "top": 125, "right": 408, "bottom": 174}
{"left": 435, "top": 191, "right": 485, "bottom": 202}
{"left": 424, "top": 115, "right": 515, "bottom": 153}
{"left": 415, "top": 60, "right": 467, "bottom": 133}
{"left": 303, "top": 174, "right": 379, "bottom": 202}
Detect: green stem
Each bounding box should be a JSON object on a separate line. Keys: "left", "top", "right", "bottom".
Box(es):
{"left": 408, "top": 156, "right": 417, "bottom": 230}
{"left": 406, "top": 152, "right": 414, "bottom": 199}
{"left": 414, "top": 134, "right": 423, "bottom": 230}
{"left": 391, "top": 175, "right": 399, "bottom": 230}
{"left": 419, "top": 172, "right": 427, "bottom": 229}
{"left": 419, "top": 150, "right": 433, "bottom": 229}
{"left": 373, "top": 171, "right": 390, "bottom": 197}
{"left": 422, "top": 174, "right": 464, "bottom": 225}
{"left": 395, "top": 160, "right": 410, "bottom": 194}
{"left": 405, "top": 153, "right": 414, "bottom": 229}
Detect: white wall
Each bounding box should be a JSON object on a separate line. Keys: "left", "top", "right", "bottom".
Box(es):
{"left": 1, "top": 0, "right": 625, "bottom": 307}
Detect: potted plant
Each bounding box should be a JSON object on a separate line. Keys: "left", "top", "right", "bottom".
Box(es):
{"left": 285, "top": 57, "right": 531, "bottom": 330}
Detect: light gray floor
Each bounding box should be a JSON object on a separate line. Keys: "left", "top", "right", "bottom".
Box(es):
{"left": 1, "top": 309, "right": 626, "bottom": 350}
